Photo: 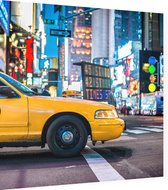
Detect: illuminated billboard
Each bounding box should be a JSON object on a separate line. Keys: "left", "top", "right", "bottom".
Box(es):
{"left": 26, "top": 38, "right": 34, "bottom": 85}
{"left": 74, "top": 62, "right": 111, "bottom": 101}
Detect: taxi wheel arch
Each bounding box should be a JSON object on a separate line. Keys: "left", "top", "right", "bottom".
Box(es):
{"left": 41, "top": 113, "right": 91, "bottom": 147}
{"left": 46, "top": 115, "right": 88, "bottom": 157}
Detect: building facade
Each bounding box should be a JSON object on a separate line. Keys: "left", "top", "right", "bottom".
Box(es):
{"left": 5, "top": 1, "right": 43, "bottom": 86}
{"left": 91, "top": 8, "right": 163, "bottom": 113}
{"left": 67, "top": 7, "right": 92, "bottom": 90}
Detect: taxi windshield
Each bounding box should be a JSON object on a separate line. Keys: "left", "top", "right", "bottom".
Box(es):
{"left": 0, "top": 72, "right": 36, "bottom": 96}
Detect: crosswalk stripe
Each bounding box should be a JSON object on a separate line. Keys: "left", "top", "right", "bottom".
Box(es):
{"left": 140, "top": 125, "right": 163, "bottom": 129}
{"left": 121, "top": 132, "right": 128, "bottom": 136}
{"left": 136, "top": 127, "right": 163, "bottom": 132}
{"left": 125, "top": 129, "right": 150, "bottom": 134}
{"left": 81, "top": 146, "right": 125, "bottom": 181}
{"left": 122, "top": 126, "right": 163, "bottom": 136}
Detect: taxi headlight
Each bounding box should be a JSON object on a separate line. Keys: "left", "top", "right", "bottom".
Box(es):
{"left": 95, "top": 110, "right": 118, "bottom": 119}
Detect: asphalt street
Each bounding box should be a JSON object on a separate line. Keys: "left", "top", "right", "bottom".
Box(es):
{"left": 0, "top": 115, "right": 163, "bottom": 190}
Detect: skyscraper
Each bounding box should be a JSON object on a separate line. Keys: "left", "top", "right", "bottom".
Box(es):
{"left": 66, "top": 7, "right": 92, "bottom": 85}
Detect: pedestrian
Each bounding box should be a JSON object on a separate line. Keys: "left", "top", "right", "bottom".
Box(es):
{"left": 122, "top": 103, "right": 127, "bottom": 116}
{"left": 108, "top": 87, "right": 116, "bottom": 107}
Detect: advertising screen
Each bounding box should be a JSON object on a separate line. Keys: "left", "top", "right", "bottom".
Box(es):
{"left": 75, "top": 62, "right": 111, "bottom": 101}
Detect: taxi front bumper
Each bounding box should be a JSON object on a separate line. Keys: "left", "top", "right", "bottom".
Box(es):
{"left": 90, "top": 118, "right": 126, "bottom": 141}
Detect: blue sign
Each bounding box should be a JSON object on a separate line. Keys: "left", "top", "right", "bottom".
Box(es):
{"left": 0, "top": 0, "right": 10, "bottom": 36}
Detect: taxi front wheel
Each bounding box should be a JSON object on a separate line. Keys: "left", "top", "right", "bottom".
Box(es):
{"left": 46, "top": 115, "right": 88, "bottom": 157}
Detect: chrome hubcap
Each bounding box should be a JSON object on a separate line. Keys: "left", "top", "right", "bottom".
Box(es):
{"left": 62, "top": 131, "right": 74, "bottom": 143}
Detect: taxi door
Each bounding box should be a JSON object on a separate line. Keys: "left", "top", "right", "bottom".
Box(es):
{"left": 0, "top": 81, "right": 28, "bottom": 142}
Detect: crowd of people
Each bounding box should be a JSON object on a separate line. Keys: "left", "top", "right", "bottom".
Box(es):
{"left": 108, "top": 87, "right": 132, "bottom": 115}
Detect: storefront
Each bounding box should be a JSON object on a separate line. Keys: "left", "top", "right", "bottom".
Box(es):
{"left": 6, "top": 1, "right": 42, "bottom": 85}
{"left": 112, "top": 41, "right": 141, "bottom": 112}
{"left": 7, "top": 24, "right": 42, "bottom": 85}
{"left": 7, "top": 22, "right": 28, "bottom": 83}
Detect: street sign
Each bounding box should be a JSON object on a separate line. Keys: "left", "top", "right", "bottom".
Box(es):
{"left": 50, "top": 29, "right": 71, "bottom": 37}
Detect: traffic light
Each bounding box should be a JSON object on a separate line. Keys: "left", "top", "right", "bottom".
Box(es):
{"left": 48, "top": 70, "right": 58, "bottom": 87}
{"left": 140, "top": 50, "right": 160, "bottom": 93}
{"left": 148, "top": 56, "right": 158, "bottom": 92}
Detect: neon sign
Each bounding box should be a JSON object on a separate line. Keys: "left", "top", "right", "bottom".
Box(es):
{"left": 26, "top": 38, "right": 34, "bottom": 85}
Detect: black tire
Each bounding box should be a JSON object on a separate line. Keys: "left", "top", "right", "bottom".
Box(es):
{"left": 46, "top": 115, "right": 88, "bottom": 157}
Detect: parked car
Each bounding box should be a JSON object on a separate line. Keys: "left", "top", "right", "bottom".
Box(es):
{"left": 0, "top": 72, "right": 125, "bottom": 157}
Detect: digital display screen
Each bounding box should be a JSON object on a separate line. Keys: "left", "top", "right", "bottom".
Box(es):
{"left": 79, "top": 62, "right": 111, "bottom": 101}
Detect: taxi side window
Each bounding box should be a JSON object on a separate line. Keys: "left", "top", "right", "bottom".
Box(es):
{"left": 0, "top": 81, "right": 6, "bottom": 87}
{"left": 0, "top": 81, "right": 7, "bottom": 98}
{"left": 0, "top": 81, "right": 19, "bottom": 98}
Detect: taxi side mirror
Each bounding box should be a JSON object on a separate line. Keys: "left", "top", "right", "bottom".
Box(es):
{"left": 0, "top": 86, "right": 19, "bottom": 98}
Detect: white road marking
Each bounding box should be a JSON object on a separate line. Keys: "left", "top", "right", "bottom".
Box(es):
{"left": 65, "top": 165, "right": 76, "bottom": 169}
{"left": 81, "top": 146, "right": 125, "bottom": 181}
{"left": 125, "top": 129, "right": 150, "bottom": 134}
{"left": 122, "top": 126, "right": 163, "bottom": 136}
{"left": 137, "top": 127, "right": 163, "bottom": 132}
{"left": 140, "top": 125, "right": 163, "bottom": 128}
{"left": 121, "top": 132, "right": 128, "bottom": 136}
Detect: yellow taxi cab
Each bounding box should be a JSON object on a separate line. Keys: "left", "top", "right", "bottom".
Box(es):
{"left": 0, "top": 72, "right": 125, "bottom": 157}
{"left": 62, "top": 90, "right": 82, "bottom": 98}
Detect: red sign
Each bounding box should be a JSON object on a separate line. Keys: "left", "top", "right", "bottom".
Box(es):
{"left": 26, "top": 38, "right": 34, "bottom": 73}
